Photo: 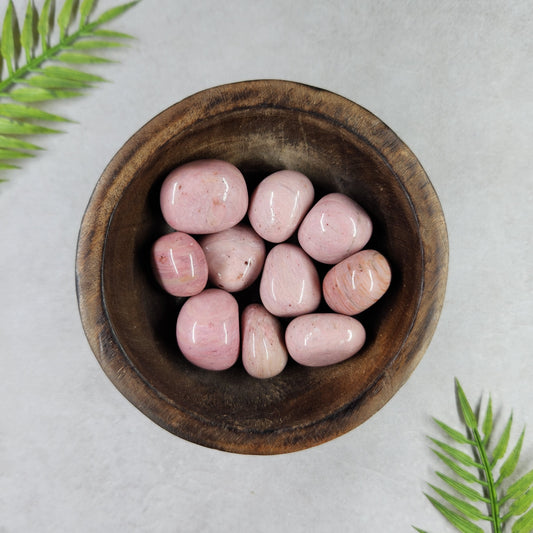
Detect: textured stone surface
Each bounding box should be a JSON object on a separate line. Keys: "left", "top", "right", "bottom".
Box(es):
{"left": 259, "top": 243, "right": 321, "bottom": 317}
{"left": 176, "top": 289, "right": 240, "bottom": 370}
{"left": 151, "top": 232, "right": 208, "bottom": 297}
{"left": 241, "top": 304, "right": 288, "bottom": 379}
{"left": 160, "top": 159, "right": 248, "bottom": 234}
{"left": 200, "top": 224, "right": 265, "bottom": 292}
{"left": 248, "top": 170, "right": 314, "bottom": 243}
{"left": 285, "top": 313, "right": 366, "bottom": 367}
{"left": 298, "top": 193, "right": 373, "bottom": 264}
{"left": 323, "top": 249, "right": 392, "bottom": 315}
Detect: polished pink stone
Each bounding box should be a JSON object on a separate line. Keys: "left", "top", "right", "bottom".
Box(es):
{"left": 200, "top": 224, "right": 265, "bottom": 292}
{"left": 259, "top": 243, "right": 321, "bottom": 318}
{"left": 298, "top": 192, "right": 373, "bottom": 264}
{"left": 241, "top": 304, "right": 288, "bottom": 379}
{"left": 151, "top": 232, "right": 208, "bottom": 297}
{"left": 160, "top": 159, "right": 248, "bottom": 234}
{"left": 323, "top": 249, "right": 392, "bottom": 315}
{"left": 248, "top": 170, "right": 315, "bottom": 243}
{"left": 285, "top": 313, "right": 366, "bottom": 367}
{"left": 176, "top": 289, "right": 240, "bottom": 370}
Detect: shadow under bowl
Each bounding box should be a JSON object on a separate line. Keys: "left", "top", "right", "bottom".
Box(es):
{"left": 76, "top": 80, "right": 448, "bottom": 454}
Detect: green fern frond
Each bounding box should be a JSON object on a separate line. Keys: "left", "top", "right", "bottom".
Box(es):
{"left": 414, "top": 379, "right": 532, "bottom": 533}
{"left": 0, "top": 0, "right": 139, "bottom": 178}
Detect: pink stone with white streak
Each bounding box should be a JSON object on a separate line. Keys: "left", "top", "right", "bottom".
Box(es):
{"left": 323, "top": 249, "right": 391, "bottom": 315}
{"left": 248, "top": 170, "right": 315, "bottom": 243}
{"left": 151, "top": 232, "right": 208, "bottom": 297}
{"left": 200, "top": 224, "right": 265, "bottom": 292}
{"left": 259, "top": 243, "right": 321, "bottom": 318}
{"left": 298, "top": 192, "right": 373, "bottom": 264}
{"left": 160, "top": 159, "right": 248, "bottom": 234}
{"left": 241, "top": 304, "right": 288, "bottom": 379}
{"left": 176, "top": 289, "right": 240, "bottom": 370}
{"left": 285, "top": 313, "right": 366, "bottom": 367}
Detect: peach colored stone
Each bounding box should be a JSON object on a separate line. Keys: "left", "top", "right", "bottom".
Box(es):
{"left": 323, "top": 249, "right": 391, "bottom": 315}
{"left": 160, "top": 159, "right": 248, "bottom": 234}
{"left": 298, "top": 192, "right": 373, "bottom": 264}
{"left": 151, "top": 232, "right": 208, "bottom": 297}
{"left": 285, "top": 313, "right": 366, "bottom": 367}
{"left": 200, "top": 224, "right": 265, "bottom": 292}
{"left": 176, "top": 289, "right": 240, "bottom": 370}
{"left": 259, "top": 243, "right": 321, "bottom": 318}
{"left": 241, "top": 304, "right": 288, "bottom": 379}
{"left": 248, "top": 170, "right": 315, "bottom": 243}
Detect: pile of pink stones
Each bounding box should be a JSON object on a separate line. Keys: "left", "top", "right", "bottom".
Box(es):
{"left": 151, "top": 159, "right": 391, "bottom": 378}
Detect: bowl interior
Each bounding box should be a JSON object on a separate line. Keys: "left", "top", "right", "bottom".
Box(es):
{"left": 78, "top": 80, "right": 447, "bottom": 454}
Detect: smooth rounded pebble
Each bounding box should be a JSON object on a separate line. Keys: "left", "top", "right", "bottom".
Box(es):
{"left": 241, "top": 304, "right": 288, "bottom": 379}
{"left": 176, "top": 289, "right": 240, "bottom": 370}
{"left": 151, "top": 232, "right": 208, "bottom": 297}
{"left": 285, "top": 313, "right": 366, "bottom": 367}
{"left": 323, "top": 249, "right": 391, "bottom": 315}
{"left": 160, "top": 159, "right": 248, "bottom": 234}
{"left": 298, "top": 192, "right": 373, "bottom": 264}
{"left": 248, "top": 170, "right": 315, "bottom": 243}
{"left": 259, "top": 243, "right": 321, "bottom": 318}
{"left": 200, "top": 224, "right": 265, "bottom": 292}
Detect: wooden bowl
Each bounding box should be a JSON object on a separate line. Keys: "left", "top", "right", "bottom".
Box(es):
{"left": 76, "top": 80, "right": 448, "bottom": 454}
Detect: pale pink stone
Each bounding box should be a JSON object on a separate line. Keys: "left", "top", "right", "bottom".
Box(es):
{"left": 323, "top": 249, "right": 392, "bottom": 315}
{"left": 259, "top": 243, "right": 321, "bottom": 318}
{"left": 200, "top": 224, "right": 265, "bottom": 292}
{"left": 285, "top": 313, "right": 366, "bottom": 367}
{"left": 241, "top": 304, "right": 288, "bottom": 379}
{"left": 248, "top": 170, "right": 315, "bottom": 243}
{"left": 176, "top": 289, "right": 240, "bottom": 370}
{"left": 298, "top": 192, "right": 373, "bottom": 264}
{"left": 151, "top": 232, "right": 208, "bottom": 297}
{"left": 160, "top": 159, "right": 248, "bottom": 234}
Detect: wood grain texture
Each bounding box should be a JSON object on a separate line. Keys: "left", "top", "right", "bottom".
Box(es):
{"left": 75, "top": 80, "right": 448, "bottom": 454}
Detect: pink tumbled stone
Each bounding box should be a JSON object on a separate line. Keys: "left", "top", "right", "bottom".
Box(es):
{"left": 241, "top": 304, "right": 288, "bottom": 379}
{"left": 176, "top": 289, "right": 240, "bottom": 371}
{"left": 323, "top": 249, "right": 392, "bottom": 315}
{"left": 298, "top": 192, "right": 373, "bottom": 264}
{"left": 285, "top": 313, "right": 366, "bottom": 367}
{"left": 200, "top": 224, "right": 265, "bottom": 292}
{"left": 151, "top": 232, "right": 208, "bottom": 297}
{"left": 259, "top": 243, "right": 321, "bottom": 318}
{"left": 248, "top": 170, "right": 315, "bottom": 243}
{"left": 160, "top": 159, "right": 248, "bottom": 234}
